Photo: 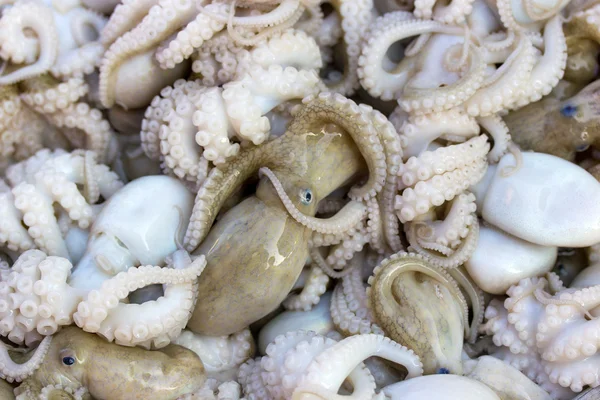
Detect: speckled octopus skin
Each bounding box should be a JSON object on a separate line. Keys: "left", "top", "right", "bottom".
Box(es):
{"left": 10, "top": 326, "right": 206, "bottom": 400}
{"left": 183, "top": 93, "right": 402, "bottom": 336}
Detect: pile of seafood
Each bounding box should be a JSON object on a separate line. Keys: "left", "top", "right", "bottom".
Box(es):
{"left": 2, "top": 0, "right": 600, "bottom": 398}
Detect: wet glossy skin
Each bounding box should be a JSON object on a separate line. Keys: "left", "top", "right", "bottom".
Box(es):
{"left": 17, "top": 327, "right": 205, "bottom": 400}
{"left": 188, "top": 128, "right": 365, "bottom": 336}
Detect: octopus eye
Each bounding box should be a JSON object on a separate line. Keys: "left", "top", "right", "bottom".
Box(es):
{"left": 561, "top": 104, "right": 578, "bottom": 117}
{"left": 62, "top": 356, "right": 75, "bottom": 366}
{"left": 576, "top": 144, "right": 590, "bottom": 152}
{"left": 299, "top": 189, "right": 313, "bottom": 205}
{"left": 437, "top": 368, "right": 450, "bottom": 374}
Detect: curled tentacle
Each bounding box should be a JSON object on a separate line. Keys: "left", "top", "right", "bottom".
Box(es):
{"left": 283, "top": 264, "right": 329, "bottom": 311}
{"left": 367, "top": 252, "right": 468, "bottom": 374}
{"left": 0, "top": 1, "right": 58, "bottom": 85}
{"left": 406, "top": 216, "right": 480, "bottom": 269}
{"left": 287, "top": 93, "right": 388, "bottom": 201}
{"left": 330, "top": 262, "right": 384, "bottom": 336}
{"left": 73, "top": 252, "right": 206, "bottom": 348}
{"left": 395, "top": 136, "right": 489, "bottom": 222}
{"left": 293, "top": 334, "right": 423, "bottom": 399}
{"left": 0, "top": 335, "right": 52, "bottom": 383}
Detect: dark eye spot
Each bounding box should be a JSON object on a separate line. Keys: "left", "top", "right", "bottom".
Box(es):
{"left": 576, "top": 144, "right": 590, "bottom": 152}
{"left": 437, "top": 367, "right": 450, "bottom": 374}
{"left": 62, "top": 356, "right": 75, "bottom": 366}
{"left": 561, "top": 104, "right": 578, "bottom": 117}
{"left": 300, "top": 189, "right": 313, "bottom": 205}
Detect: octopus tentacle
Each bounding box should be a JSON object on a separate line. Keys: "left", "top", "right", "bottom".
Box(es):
{"left": 0, "top": 0, "right": 58, "bottom": 85}
{"left": 0, "top": 250, "right": 77, "bottom": 344}
{"left": 173, "top": 329, "right": 254, "bottom": 379}
{"left": 0, "top": 335, "right": 52, "bottom": 383}
{"left": 38, "top": 384, "right": 89, "bottom": 400}
{"left": 330, "top": 262, "right": 384, "bottom": 336}
{"left": 155, "top": 2, "right": 228, "bottom": 69}
{"left": 237, "top": 358, "right": 268, "bottom": 399}
{"left": 406, "top": 216, "right": 480, "bottom": 269}
{"left": 447, "top": 267, "right": 484, "bottom": 343}
{"left": 259, "top": 167, "right": 367, "bottom": 235}
{"left": 51, "top": 42, "right": 105, "bottom": 79}
{"left": 100, "top": 0, "right": 158, "bottom": 46}
{"left": 464, "top": 34, "right": 537, "bottom": 116}
{"left": 374, "top": 107, "right": 404, "bottom": 252}
{"left": 367, "top": 251, "right": 468, "bottom": 374}
{"left": 294, "top": 334, "right": 423, "bottom": 399}
{"left": 323, "top": 0, "right": 374, "bottom": 96}
{"left": 4, "top": 150, "right": 122, "bottom": 259}
{"left": 20, "top": 76, "right": 114, "bottom": 161}
{"left": 401, "top": 43, "right": 486, "bottom": 115}
{"left": 309, "top": 246, "right": 354, "bottom": 279}
{"left": 99, "top": 0, "right": 198, "bottom": 108}
{"left": 283, "top": 264, "right": 329, "bottom": 311}
{"left": 358, "top": 14, "right": 463, "bottom": 101}
{"left": 225, "top": 2, "right": 306, "bottom": 48}
{"left": 73, "top": 251, "right": 206, "bottom": 349}
{"left": 144, "top": 80, "right": 214, "bottom": 187}
{"left": 398, "top": 108, "right": 481, "bottom": 158}
{"left": 0, "top": 182, "right": 34, "bottom": 253}
{"left": 510, "top": 15, "right": 567, "bottom": 109}
{"left": 222, "top": 65, "right": 323, "bottom": 146}
{"left": 395, "top": 136, "right": 489, "bottom": 222}
{"left": 476, "top": 114, "right": 512, "bottom": 163}
{"left": 325, "top": 228, "right": 370, "bottom": 269}
{"left": 183, "top": 139, "right": 272, "bottom": 251}
{"left": 408, "top": 191, "right": 477, "bottom": 250}
{"left": 433, "top": 0, "right": 475, "bottom": 24}
{"left": 287, "top": 93, "right": 387, "bottom": 201}
{"left": 395, "top": 158, "right": 487, "bottom": 222}
{"left": 244, "top": 28, "right": 323, "bottom": 72}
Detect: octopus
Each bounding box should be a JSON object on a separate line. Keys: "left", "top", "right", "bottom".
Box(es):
{"left": 140, "top": 28, "right": 324, "bottom": 188}
{"left": 0, "top": 0, "right": 106, "bottom": 84}
{"left": 182, "top": 93, "right": 402, "bottom": 336}
{"left": 367, "top": 252, "right": 484, "bottom": 375}
{"left": 4, "top": 326, "right": 206, "bottom": 400}
{"left": 0, "top": 174, "right": 206, "bottom": 349}
{"left": 481, "top": 274, "right": 600, "bottom": 398}
{"left": 0, "top": 149, "right": 122, "bottom": 261}
{"left": 98, "top": 0, "right": 322, "bottom": 110}
{"left": 358, "top": 4, "right": 568, "bottom": 169}
{"left": 505, "top": 78, "right": 600, "bottom": 161}
{"left": 238, "top": 330, "right": 423, "bottom": 399}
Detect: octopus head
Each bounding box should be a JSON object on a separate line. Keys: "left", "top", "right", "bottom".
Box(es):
{"left": 15, "top": 326, "right": 205, "bottom": 399}
{"left": 257, "top": 169, "right": 319, "bottom": 217}
{"left": 368, "top": 254, "right": 467, "bottom": 375}
{"left": 69, "top": 176, "right": 194, "bottom": 289}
